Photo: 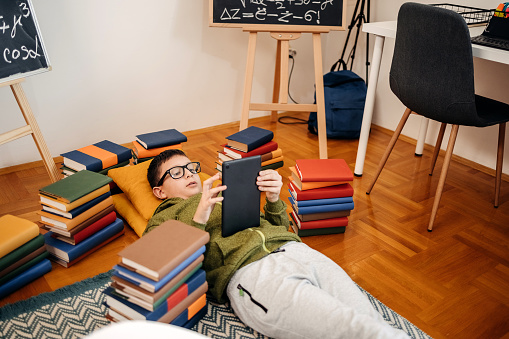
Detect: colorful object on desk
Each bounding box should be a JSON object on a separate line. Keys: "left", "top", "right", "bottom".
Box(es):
{"left": 495, "top": 2, "right": 509, "bottom": 17}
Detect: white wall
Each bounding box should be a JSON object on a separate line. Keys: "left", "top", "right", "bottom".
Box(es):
{"left": 1, "top": 0, "right": 507, "bottom": 175}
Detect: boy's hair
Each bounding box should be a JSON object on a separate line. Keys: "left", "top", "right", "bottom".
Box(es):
{"left": 147, "top": 149, "right": 188, "bottom": 188}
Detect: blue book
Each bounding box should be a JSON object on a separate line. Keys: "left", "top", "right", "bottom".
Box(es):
{"left": 41, "top": 192, "right": 111, "bottom": 219}
{"left": 61, "top": 140, "right": 132, "bottom": 172}
{"left": 171, "top": 301, "right": 207, "bottom": 328}
{"left": 226, "top": 126, "right": 274, "bottom": 152}
{"left": 0, "top": 259, "right": 52, "bottom": 299}
{"left": 135, "top": 129, "right": 187, "bottom": 149}
{"left": 287, "top": 192, "right": 353, "bottom": 207}
{"left": 113, "top": 245, "right": 206, "bottom": 293}
{"left": 104, "top": 269, "right": 206, "bottom": 321}
{"left": 44, "top": 218, "right": 124, "bottom": 262}
{"left": 288, "top": 196, "right": 354, "bottom": 215}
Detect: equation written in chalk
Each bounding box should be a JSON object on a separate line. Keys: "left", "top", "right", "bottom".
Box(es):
{"left": 211, "top": 0, "right": 344, "bottom": 28}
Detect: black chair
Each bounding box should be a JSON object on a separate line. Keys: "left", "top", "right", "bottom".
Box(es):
{"left": 366, "top": 2, "right": 509, "bottom": 231}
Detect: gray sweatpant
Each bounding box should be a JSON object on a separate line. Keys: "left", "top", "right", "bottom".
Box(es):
{"left": 226, "top": 242, "right": 410, "bottom": 339}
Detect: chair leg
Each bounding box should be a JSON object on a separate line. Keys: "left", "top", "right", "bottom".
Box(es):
{"left": 495, "top": 122, "right": 506, "bottom": 208}
{"left": 430, "top": 123, "right": 447, "bottom": 176}
{"left": 428, "top": 124, "right": 459, "bottom": 231}
{"left": 366, "top": 108, "right": 412, "bottom": 194}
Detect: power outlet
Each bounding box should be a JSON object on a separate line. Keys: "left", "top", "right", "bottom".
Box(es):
{"left": 289, "top": 49, "right": 297, "bottom": 57}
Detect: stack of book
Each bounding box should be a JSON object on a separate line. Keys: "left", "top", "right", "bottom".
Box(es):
{"left": 132, "top": 128, "right": 187, "bottom": 164}
{"left": 0, "top": 215, "right": 52, "bottom": 299}
{"left": 217, "top": 126, "right": 284, "bottom": 171}
{"left": 38, "top": 170, "right": 125, "bottom": 267}
{"left": 288, "top": 159, "right": 354, "bottom": 236}
{"left": 103, "top": 220, "right": 210, "bottom": 327}
{"left": 60, "top": 140, "right": 132, "bottom": 177}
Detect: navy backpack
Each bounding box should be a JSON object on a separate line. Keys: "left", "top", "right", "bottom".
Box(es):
{"left": 308, "top": 61, "right": 367, "bottom": 139}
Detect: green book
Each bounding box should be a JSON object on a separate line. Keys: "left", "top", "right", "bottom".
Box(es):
{"left": 39, "top": 170, "right": 112, "bottom": 203}
{"left": 0, "top": 234, "right": 45, "bottom": 271}
{"left": 290, "top": 220, "right": 345, "bottom": 237}
{"left": 0, "top": 251, "right": 49, "bottom": 285}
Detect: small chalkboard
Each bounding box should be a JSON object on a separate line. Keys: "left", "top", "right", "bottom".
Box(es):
{"left": 210, "top": 0, "right": 346, "bottom": 32}
{"left": 0, "top": 0, "right": 50, "bottom": 84}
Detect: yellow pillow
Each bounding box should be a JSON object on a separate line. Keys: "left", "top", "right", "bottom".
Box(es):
{"left": 112, "top": 193, "right": 151, "bottom": 237}
{"left": 108, "top": 160, "right": 161, "bottom": 221}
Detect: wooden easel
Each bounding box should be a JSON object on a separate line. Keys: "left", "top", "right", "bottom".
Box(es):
{"left": 0, "top": 78, "right": 60, "bottom": 182}
{"left": 239, "top": 27, "right": 329, "bottom": 159}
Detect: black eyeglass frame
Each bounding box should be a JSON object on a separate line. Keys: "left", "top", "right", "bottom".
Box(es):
{"left": 157, "top": 162, "right": 201, "bottom": 186}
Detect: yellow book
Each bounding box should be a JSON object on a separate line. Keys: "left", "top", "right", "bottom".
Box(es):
{"left": 261, "top": 155, "right": 284, "bottom": 167}
{"left": 37, "top": 196, "right": 113, "bottom": 230}
{"left": 39, "top": 185, "right": 110, "bottom": 212}
{"left": 0, "top": 215, "right": 39, "bottom": 258}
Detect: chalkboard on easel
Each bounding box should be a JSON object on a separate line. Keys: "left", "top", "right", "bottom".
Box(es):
{"left": 0, "top": 0, "right": 50, "bottom": 84}
{"left": 210, "top": 0, "right": 346, "bottom": 32}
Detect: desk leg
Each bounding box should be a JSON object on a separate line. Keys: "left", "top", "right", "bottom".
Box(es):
{"left": 415, "top": 117, "right": 429, "bottom": 156}
{"left": 354, "top": 35, "right": 385, "bottom": 176}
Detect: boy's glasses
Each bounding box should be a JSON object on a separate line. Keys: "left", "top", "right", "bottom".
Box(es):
{"left": 157, "top": 162, "right": 201, "bottom": 186}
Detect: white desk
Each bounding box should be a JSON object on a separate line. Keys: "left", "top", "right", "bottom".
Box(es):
{"left": 354, "top": 20, "right": 509, "bottom": 176}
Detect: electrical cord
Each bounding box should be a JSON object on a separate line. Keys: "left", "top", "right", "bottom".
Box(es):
{"left": 277, "top": 55, "right": 309, "bottom": 125}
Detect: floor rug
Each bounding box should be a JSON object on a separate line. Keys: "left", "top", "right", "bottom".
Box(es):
{"left": 0, "top": 270, "right": 432, "bottom": 339}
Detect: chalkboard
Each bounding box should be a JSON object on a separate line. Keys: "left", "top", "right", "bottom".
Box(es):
{"left": 0, "top": 0, "right": 50, "bottom": 84}
{"left": 210, "top": 0, "right": 346, "bottom": 32}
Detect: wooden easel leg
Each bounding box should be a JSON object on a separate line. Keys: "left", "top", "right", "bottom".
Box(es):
{"left": 240, "top": 32, "right": 257, "bottom": 131}
{"left": 279, "top": 40, "right": 290, "bottom": 105}
{"left": 10, "top": 83, "right": 60, "bottom": 183}
{"left": 271, "top": 40, "right": 281, "bottom": 122}
{"left": 312, "top": 33, "right": 328, "bottom": 159}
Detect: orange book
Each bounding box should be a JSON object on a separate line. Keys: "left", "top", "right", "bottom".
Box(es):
{"left": 289, "top": 167, "right": 346, "bottom": 191}
{"left": 295, "top": 159, "right": 353, "bottom": 182}
{"left": 260, "top": 148, "right": 283, "bottom": 162}
{"left": 262, "top": 155, "right": 284, "bottom": 167}
{"left": 132, "top": 141, "right": 183, "bottom": 158}
{"left": 0, "top": 215, "right": 40, "bottom": 258}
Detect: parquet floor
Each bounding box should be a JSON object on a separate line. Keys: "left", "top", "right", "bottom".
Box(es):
{"left": 1, "top": 113, "right": 508, "bottom": 338}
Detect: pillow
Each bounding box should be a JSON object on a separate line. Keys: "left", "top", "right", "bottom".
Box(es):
{"left": 108, "top": 160, "right": 161, "bottom": 221}
{"left": 112, "top": 193, "right": 151, "bottom": 237}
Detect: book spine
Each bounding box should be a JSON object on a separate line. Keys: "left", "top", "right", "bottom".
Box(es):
{"left": 0, "top": 259, "right": 52, "bottom": 299}
{"left": 293, "top": 201, "right": 355, "bottom": 215}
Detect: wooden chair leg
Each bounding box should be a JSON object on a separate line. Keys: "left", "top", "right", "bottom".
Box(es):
{"left": 430, "top": 123, "right": 447, "bottom": 176}
{"left": 366, "top": 108, "right": 412, "bottom": 194}
{"left": 495, "top": 122, "right": 505, "bottom": 208}
{"left": 428, "top": 124, "right": 459, "bottom": 231}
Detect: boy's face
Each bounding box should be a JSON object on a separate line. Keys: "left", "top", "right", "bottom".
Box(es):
{"left": 152, "top": 155, "right": 202, "bottom": 200}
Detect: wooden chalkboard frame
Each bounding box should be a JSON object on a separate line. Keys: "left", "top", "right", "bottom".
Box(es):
{"left": 209, "top": 0, "right": 346, "bottom": 32}
{"left": 0, "top": 0, "right": 51, "bottom": 85}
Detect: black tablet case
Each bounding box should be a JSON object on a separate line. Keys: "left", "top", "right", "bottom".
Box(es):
{"left": 221, "top": 156, "right": 261, "bottom": 237}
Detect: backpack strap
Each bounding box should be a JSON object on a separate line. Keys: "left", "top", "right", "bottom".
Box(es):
{"left": 330, "top": 59, "right": 348, "bottom": 73}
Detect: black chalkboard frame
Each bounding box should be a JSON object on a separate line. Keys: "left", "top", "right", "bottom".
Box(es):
{"left": 209, "top": 0, "right": 346, "bottom": 32}
{"left": 0, "top": 0, "right": 51, "bottom": 85}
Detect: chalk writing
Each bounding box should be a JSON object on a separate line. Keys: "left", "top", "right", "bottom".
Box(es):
{"left": 211, "top": 0, "right": 344, "bottom": 28}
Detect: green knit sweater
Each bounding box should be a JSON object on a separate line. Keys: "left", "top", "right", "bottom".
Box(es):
{"left": 143, "top": 193, "right": 301, "bottom": 303}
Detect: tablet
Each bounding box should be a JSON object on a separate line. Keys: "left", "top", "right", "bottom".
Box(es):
{"left": 221, "top": 156, "right": 261, "bottom": 237}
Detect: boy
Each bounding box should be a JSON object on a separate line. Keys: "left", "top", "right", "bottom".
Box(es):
{"left": 144, "top": 149, "right": 409, "bottom": 339}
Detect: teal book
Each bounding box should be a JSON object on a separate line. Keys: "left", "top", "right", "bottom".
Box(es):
{"left": 135, "top": 129, "right": 187, "bottom": 149}
{"left": 0, "top": 259, "right": 52, "bottom": 299}
{"left": 39, "top": 170, "right": 112, "bottom": 203}
{"left": 0, "top": 234, "right": 45, "bottom": 272}
{"left": 226, "top": 126, "right": 274, "bottom": 152}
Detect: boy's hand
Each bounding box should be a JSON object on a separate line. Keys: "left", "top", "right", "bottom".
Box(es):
{"left": 193, "top": 172, "right": 226, "bottom": 224}
{"left": 257, "top": 169, "right": 283, "bottom": 203}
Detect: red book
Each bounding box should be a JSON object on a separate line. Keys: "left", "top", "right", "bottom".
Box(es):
{"left": 222, "top": 141, "right": 278, "bottom": 159}
{"left": 295, "top": 159, "right": 353, "bottom": 182}
{"left": 288, "top": 181, "right": 353, "bottom": 201}
{"left": 289, "top": 168, "right": 346, "bottom": 191}
{"left": 291, "top": 210, "right": 348, "bottom": 229}
{"left": 51, "top": 211, "right": 117, "bottom": 245}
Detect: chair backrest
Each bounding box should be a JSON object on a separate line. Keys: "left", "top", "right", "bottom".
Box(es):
{"left": 389, "top": 2, "right": 479, "bottom": 125}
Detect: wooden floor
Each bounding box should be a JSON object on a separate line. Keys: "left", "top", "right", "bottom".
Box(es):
{"left": 1, "top": 113, "right": 509, "bottom": 338}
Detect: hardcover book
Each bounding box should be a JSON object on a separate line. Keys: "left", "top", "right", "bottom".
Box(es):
{"left": 0, "top": 245, "right": 47, "bottom": 278}
{"left": 295, "top": 209, "right": 351, "bottom": 222}
{"left": 61, "top": 140, "right": 132, "bottom": 172}
{"left": 288, "top": 181, "right": 354, "bottom": 201}
{"left": 261, "top": 160, "right": 284, "bottom": 171}
{"left": 38, "top": 196, "right": 114, "bottom": 230}
{"left": 41, "top": 192, "right": 111, "bottom": 219}
{"left": 0, "top": 259, "right": 52, "bottom": 300}
{"left": 132, "top": 140, "right": 183, "bottom": 158}
{"left": 0, "top": 234, "right": 45, "bottom": 272}
{"left": 43, "top": 205, "right": 115, "bottom": 237}
{"left": 289, "top": 196, "right": 354, "bottom": 215}
{"left": 0, "top": 251, "right": 49, "bottom": 285}
{"left": 156, "top": 283, "right": 208, "bottom": 323}
{"left": 0, "top": 215, "right": 40, "bottom": 258}
{"left": 118, "top": 220, "right": 210, "bottom": 281}
{"left": 295, "top": 159, "right": 354, "bottom": 182}
{"left": 225, "top": 126, "right": 274, "bottom": 152}
{"left": 290, "top": 210, "right": 348, "bottom": 230}
{"left": 52, "top": 210, "right": 117, "bottom": 245}
{"left": 39, "top": 185, "right": 111, "bottom": 212}
{"left": 39, "top": 170, "right": 112, "bottom": 204}
{"left": 289, "top": 195, "right": 353, "bottom": 207}
{"left": 222, "top": 141, "right": 278, "bottom": 159}
{"left": 44, "top": 218, "right": 124, "bottom": 262}
{"left": 290, "top": 218, "right": 346, "bottom": 237}
{"left": 135, "top": 129, "right": 187, "bottom": 149}
{"left": 170, "top": 294, "right": 207, "bottom": 327}
{"left": 288, "top": 169, "right": 346, "bottom": 191}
